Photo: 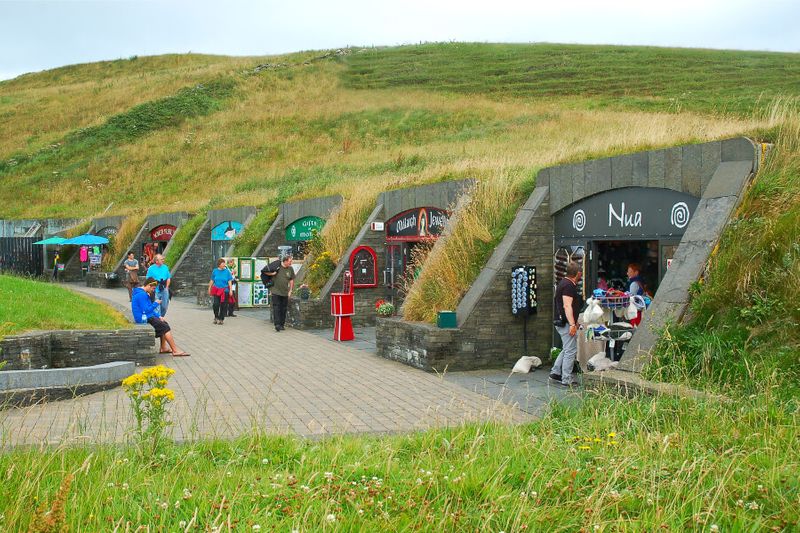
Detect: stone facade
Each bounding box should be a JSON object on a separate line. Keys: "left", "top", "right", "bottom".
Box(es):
{"left": 375, "top": 318, "right": 458, "bottom": 371}
{"left": 0, "top": 329, "right": 155, "bottom": 370}
{"left": 85, "top": 271, "right": 122, "bottom": 289}
{"left": 170, "top": 219, "right": 211, "bottom": 296}
{"left": 292, "top": 181, "right": 475, "bottom": 331}
{"left": 375, "top": 138, "right": 760, "bottom": 372}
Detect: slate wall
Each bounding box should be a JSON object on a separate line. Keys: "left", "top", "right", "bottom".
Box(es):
{"left": 170, "top": 219, "right": 212, "bottom": 296}
{"left": 0, "top": 329, "right": 155, "bottom": 370}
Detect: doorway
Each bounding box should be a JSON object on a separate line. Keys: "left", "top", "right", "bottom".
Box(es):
{"left": 592, "top": 240, "right": 658, "bottom": 294}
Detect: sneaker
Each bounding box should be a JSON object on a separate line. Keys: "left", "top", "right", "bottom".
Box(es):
{"left": 228, "top": 314, "right": 237, "bottom": 317}
{"left": 549, "top": 373, "right": 562, "bottom": 382}
{"left": 213, "top": 319, "right": 219, "bottom": 325}
{"left": 218, "top": 320, "right": 224, "bottom": 325}
{"left": 559, "top": 381, "right": 581, "bottom": 389}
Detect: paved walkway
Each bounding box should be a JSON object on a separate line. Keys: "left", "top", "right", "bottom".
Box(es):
{"left": 0, "top": 286, "right": 563, "bottom": 446}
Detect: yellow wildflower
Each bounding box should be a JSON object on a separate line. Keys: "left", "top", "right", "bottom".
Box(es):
{"left": 122, "top": 373, "right": 147, "bottom": 389}
{"left": 149, "top": 388, "right": 176, "bottom": 402}
{"left": 578, "top": 445, "right": 591, "bottom": 451}
{"left": 607, "top": 432, "right": 616, "bottom": 438}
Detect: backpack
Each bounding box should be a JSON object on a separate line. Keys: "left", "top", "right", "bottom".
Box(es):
{"left": 260, "top": 260, "right": 280, "bottom": 288}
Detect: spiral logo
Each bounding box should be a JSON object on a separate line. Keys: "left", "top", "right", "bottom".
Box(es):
{"left": 670, "top": 202, "right": 690, "bottom": 229}
{"left": 572, "top": 209, "right": 586, "bottom": 232}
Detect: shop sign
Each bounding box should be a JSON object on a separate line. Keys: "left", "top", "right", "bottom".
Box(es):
{"left": 97, "top": 226, "right": 118, "bottom": 238}
{"left": 211, "top": 220, "right": 243, "bottom": 241}
{"left": 386, "top": 207, "right": 449, "bottom": 241}
{"left": 150, "top": 224, "right": 177, "bottom": 242}
{"left": 554, "top": 188, "right": 700, "bottom": 239}
{"left": 285, "top": 216, "right": 325, "bottom": 242}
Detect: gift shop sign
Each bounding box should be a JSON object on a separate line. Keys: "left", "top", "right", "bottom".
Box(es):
{"left": 285, "top": 216, "right": 325, "bottom": 242}
{"left": 554, "top": 188, "right": 700, "bottom": 239}
{"left": 150, "top": 224, "right": 177, "bottom": 242}
{"left": 386, "top": 207, "right": 449, "bottom": 241}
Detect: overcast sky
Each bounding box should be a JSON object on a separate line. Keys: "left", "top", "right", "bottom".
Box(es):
{"left": 1, "top": 0, "right": 798, "bottom": 81}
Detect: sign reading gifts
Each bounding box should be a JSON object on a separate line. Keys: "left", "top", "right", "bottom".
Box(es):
{"left": 554, "top": 188, "right": 700, "bottom": 239}
{"left": 150, "top": 224, "right": 176, "bottom": 242}
{"left": 285, "top": 216, "right": 325, "bottom": 242}
{"left": 386, "top": 207, "right": 449, "bottom": 241}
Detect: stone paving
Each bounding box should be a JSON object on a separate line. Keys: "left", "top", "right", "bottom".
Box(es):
{"left": 0, "top": 285, "right": 573, "bottom": 446}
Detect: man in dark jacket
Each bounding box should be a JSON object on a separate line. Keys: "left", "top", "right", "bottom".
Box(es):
{"left": 132, "top": 277, "right": 189, "bottom": 356}
{"left": 550, "top": 261, "right": 583, "bottom": 387}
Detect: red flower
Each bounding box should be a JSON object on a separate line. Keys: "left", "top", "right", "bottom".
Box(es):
{"left": 375, "top": 299, "right": 386, "bottom": 310}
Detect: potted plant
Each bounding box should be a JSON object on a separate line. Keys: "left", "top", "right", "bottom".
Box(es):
{"left": 375, "top": 299, "right": 395, "bottom": 317}
{"left": 297, "top": 283, "right": 311, "bottom": 300}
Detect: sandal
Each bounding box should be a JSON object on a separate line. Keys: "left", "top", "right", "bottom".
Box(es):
{"left": 171, "top": 352, "right": 191, "bottom": 357}
{"left": 159, "top": 350, "right": 173, "bottom": 354}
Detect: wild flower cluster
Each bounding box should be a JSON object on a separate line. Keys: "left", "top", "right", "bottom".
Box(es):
{"left": 122, "top": 365, "right": 177, "bottom": 454}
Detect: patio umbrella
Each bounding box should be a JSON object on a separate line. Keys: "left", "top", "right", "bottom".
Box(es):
{"left": 33, "top": 236, "right": 67, "bottom": 245}
{"left": 61, "top": 233, "right": 110, "bottom": 245}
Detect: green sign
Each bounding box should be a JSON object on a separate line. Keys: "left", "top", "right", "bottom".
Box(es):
{"left": 285, "top": 216, "right": 325, "bottom": 241}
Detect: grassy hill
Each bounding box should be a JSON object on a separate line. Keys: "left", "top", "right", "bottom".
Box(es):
{"left": 0, "top": 44, "right": 798, "bottom": 531}
{"left": 2, "top": 43, "right": 795, "bottom": 220}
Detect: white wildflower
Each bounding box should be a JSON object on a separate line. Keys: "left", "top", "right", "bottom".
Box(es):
{"left": 326, "top": 514, "right": 336, "bottom": 522}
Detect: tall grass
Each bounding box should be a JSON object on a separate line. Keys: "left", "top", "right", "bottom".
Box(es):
{"left": 101, "top": 214, "right": 145, "bottom": 271}
{"left": 164, "top": 212, "right": 207, "bottom": 267}
{"left": 404, "top": 177, "right": 523, "bottom": 321}
{"left": 0, "top": 274, "right": 129, "bottom": 338}
{"left": 646, "top": 99, "right": 800, "bottom": 398}
{"left": 0, "top": 388, "right": 796, "bottom": 530}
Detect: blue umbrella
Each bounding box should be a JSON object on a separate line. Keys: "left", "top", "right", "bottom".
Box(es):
{"left": 33, "top": 236, "right": 67, "bottom": 245}
{"left": 62, "top": 233, "right": 110, "bottom": 245}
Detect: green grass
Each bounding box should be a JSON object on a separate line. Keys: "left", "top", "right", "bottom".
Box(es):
{"left": 342, "top": 43, "right": 800, "bottom": 115}
{"left": 645, "top": 105, "right": 800, "bottom": 401}
{"left": 0, "top": 275, "right": 130, "bottom": 338}
{"left": 1, "top": 389, "right": 796, "bottom": 531}
{"left": 163, "top": 212, "right": 207, "bottom": 268}
{"left": 0, "top": 77, "right": 237, "bottom": 180}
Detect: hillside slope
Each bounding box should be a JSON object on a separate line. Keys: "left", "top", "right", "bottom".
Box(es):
{"left": 3, "top": 43, "right": 793, "bottom": 219}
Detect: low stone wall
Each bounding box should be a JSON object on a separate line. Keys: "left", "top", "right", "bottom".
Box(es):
{"left": 85, "top": 271, "right": 122, "bottom": 289}
{"left": 288, "top": 298, "right": 333, "bottom": 329}
{"left": 0, "top": 329, "right": 155, "bottom": 370}
{"left": 375, "top": 318, "right": 458, "bottom": 372}
{"left": 0, "top": 361, "right": 135, "bottom": 409}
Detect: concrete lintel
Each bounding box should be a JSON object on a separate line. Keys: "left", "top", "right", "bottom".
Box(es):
{"left": 0, "top": 361, "right": 135, "bottom": 391}
{"left": 582, "top": 368, "right": 725, "bottom": 402}
{"left": 701, "top": 161, "right": 755, "bottom": 200}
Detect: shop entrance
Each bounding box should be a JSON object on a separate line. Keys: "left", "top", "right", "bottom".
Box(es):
{"left": 383, "top": 206, "right": 449, "bottom": 305}
{"left": 593, "top": 240, "right": 658, "bottom": 294}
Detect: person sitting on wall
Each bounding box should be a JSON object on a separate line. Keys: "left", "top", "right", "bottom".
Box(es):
{"left": 132, "top": 277, "right": 190, "bottom": 356}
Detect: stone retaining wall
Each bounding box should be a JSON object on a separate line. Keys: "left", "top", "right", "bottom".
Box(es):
{"left": 0, "top": 329, "right": 155, "bottom": 370}
{"left": 375, "top": 318, "right": 457, "bottom": 371}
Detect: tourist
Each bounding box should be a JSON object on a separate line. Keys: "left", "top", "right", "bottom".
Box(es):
{"left": 52, "top": 248, "right": 61, "bottom": 281}
{"left": 131, "top": 277, "right": 189, "bottom": 356}
{"left": 626, "top": 263, "right": 646, "bottom": 326}
{"left": 208, "top": 258, "right": 234, "bottom": 325}
{"left": 550, "top": 261, "right": 583, "bottom": 387}
{"left": 146, "top": 254, "right": 171, "bottom": 317}
{"left": 123, "top": 251, "right": 139, "bottom": 301}
{"left": 266, "top": 254, "right": 294, "bottom": 332}
{"left": 226, "top": 258, "right": 238, "bottom": 317}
